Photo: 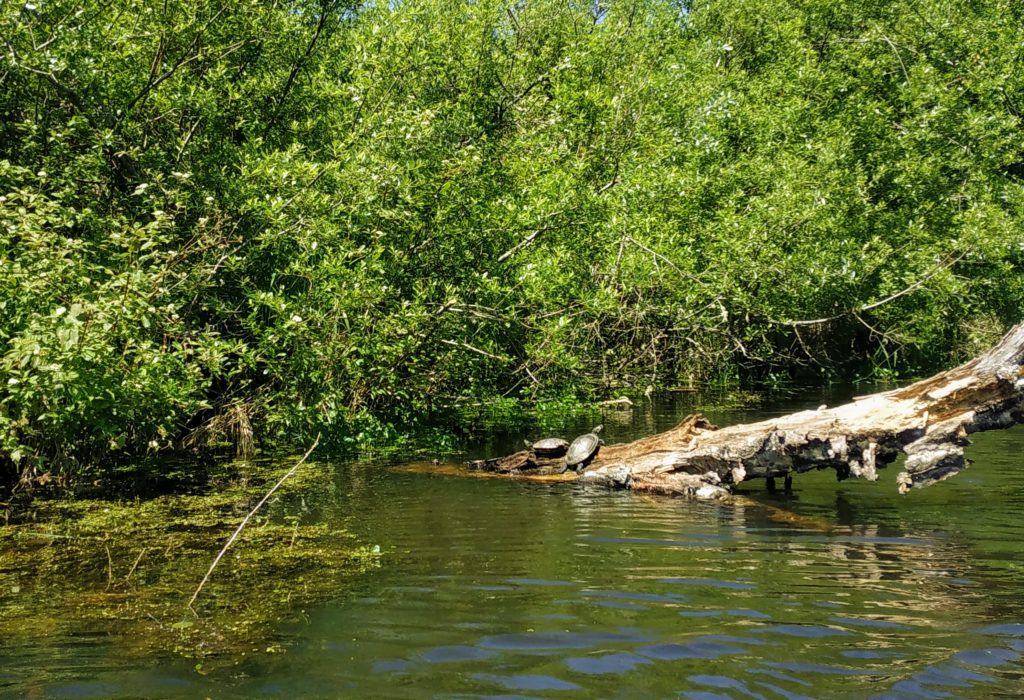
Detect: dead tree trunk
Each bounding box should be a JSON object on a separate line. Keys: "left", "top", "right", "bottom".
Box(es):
{"left": 467, "top": 322, "right": 1024, "bottom": 498}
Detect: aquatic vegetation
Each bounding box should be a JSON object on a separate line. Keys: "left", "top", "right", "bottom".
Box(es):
{"left": 0, "top": 462, "right": 379, "bottom": 662}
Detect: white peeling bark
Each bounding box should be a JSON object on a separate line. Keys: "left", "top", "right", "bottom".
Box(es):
{"left": 579, "top": 322, "right": 1024, "bottom": 497}
{"left": 469, "top": 322, "right": 1024, "bottom": 500}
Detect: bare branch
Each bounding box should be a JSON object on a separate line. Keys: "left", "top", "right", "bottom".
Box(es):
{"left": 773, "top": 253, "right": 965, "bottom": 327}
{"left": 441, "top": 339, "right": 506, "bottom": 362}
{"left": 496, "top": 210, "right": 567, "bottom": 262}
{"left": 188, "top": 434, "right": 321, "bottom": 615}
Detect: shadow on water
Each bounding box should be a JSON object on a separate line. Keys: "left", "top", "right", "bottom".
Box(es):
{"left": 2, "top": 391, "right": 1024, "bottom": 698}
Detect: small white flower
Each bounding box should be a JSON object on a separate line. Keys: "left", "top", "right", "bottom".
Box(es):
{"left": 722, "top": 43, "right": 733, "bottom": 52}
{"left": 291, "top": 314, "right": 303, "bottom": 323}
{"left": 7, "top": 378, "right": 19, "bottom": 386}
{"left": 55, "top": 306, "right": 67, "bottom": 316}
{"left": 36, "top": 169, "right": 47, "bottom": 178}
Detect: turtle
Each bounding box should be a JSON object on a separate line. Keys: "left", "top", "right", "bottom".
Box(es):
{"left": 524, "top": 437, "right": 570, "bottom": 458}
{"left": 565, "top": 425, "right": 604, "bottom": 472}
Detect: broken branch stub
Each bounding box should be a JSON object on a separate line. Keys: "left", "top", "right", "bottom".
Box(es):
{"left": 467, "top": 322, "right": 1024, "bottom": 498}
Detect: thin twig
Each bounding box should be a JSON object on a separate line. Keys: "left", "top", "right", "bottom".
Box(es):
{"left": 624, "top": 235, "right": 704, "bottom": 286}
{"left": 625, "top": 235, "right": 729, "bottom": 322}
{"left": 792, "top": 324, "right": 825, "bottom": 368}
{"left": 104, "top": 543, "right": 114, "bottom": 591}
{"left": 496, "top": 209, "right": 568, "bottom": 262}
{"left": 858, "top": 254, "right": 962, "bottom": 312}
{"left": 125, "top": 547, "right": 148, "bottom": 582}
{"left": 853, "top": 310, "right": 904, "bottom": 348}
{"left": 880, "top": 35, "right": 911, "bottom": 88}
{"left": 175, "top": 117, "right": 203, "bottom": 164}
{"left": 440, "top": 339, "right": 506, "bottom": 362}
{"left": 773, "top": 252, "right": 964, "bottom": 327}
{"left": 187, "top": 433, "right": 321, "bottom": 615}
{"left": 497, "top": 224, "right": 557, "bottom": 263}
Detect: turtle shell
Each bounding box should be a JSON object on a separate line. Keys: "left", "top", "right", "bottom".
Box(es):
{"left": 531, "top": 437, "right": 569, "bottom": 457}
{"left": 565, "top": 426, "right": 603, "bottom": 468}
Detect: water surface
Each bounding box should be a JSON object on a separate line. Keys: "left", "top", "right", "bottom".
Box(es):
{"left": 4, "top": 392, "right": 1024, "bottom": 698}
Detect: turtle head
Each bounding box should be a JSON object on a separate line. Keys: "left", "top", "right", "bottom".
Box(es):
{"left": 523, "top": 438, "right": 533, "bottom": 449}
{"left": 592, "top": 424, "right": 603, "bottom": 434}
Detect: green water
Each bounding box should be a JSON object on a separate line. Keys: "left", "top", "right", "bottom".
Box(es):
{"left": 3, "top": 393, "right": 1024, "bottom": 698}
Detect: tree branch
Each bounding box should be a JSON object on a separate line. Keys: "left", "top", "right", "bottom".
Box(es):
{"left": 187, "top": 433, "right": 321, "bottom": 615}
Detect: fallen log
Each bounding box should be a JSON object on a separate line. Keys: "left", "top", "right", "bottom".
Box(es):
{"left": 467, "top": 322, "right": 1024, "bottom": 498}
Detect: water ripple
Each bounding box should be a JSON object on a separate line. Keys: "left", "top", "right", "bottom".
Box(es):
{"left": 638, "top": 640, "right": 746, "bottom": 661}
{"left": 688, "top": 674, "right": 768, "bottom": 699}
{"left": 754, "top": 624, "right": 856, "bottom": 638}
{"left": 750, "top": 680, "right": 816, "bottom": 700}
{"left": 829, "top": 615, "right": 912, "bottom": 630}
{"left": 418, "top": 646, "right": 497, "bottom": 663}
{"left": 471, "top": 673, "right": 581, "bottom": 691}
{"left": 505, "top": 578, "right": 575, "bottom": 587}
{"left": 564, "top": 652, "right": 653, "bottom": 674}
{"left": 951, "top": 647, "right": 1019, "bottom": 667}
{"left": 762, "top": 661, "right": 878, "bottom": 676}
{"left": 978, "top": 622, "right": 1024, "bottom": 636}
{"left": 658, "top": 577, "right": 756, "bottom": 590}
{"left": 479, "top": 630, "right": 651, "bottom": 651}
{"left": 579, "top": 589, "right": 687, "bottom": 604}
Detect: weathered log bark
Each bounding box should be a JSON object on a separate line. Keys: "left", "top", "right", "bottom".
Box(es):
{"left": 467, "top": 322, "right": 1024, "bottom": 499}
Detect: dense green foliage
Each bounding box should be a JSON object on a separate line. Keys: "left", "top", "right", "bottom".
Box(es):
{"left": 2, "top": 0, "right": 1022, "bottom": 482}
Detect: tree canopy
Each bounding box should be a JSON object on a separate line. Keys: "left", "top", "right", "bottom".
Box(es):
{"left": 2, "top": 0, "right": 1022, "bottom": 482}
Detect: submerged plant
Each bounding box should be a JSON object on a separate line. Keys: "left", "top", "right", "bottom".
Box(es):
{"left": 0, "top": 460, "right": 379, "bottom": 662}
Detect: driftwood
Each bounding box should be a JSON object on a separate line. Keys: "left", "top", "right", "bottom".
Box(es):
{"left": 467, "top": 322, "right": 1024, "bottom": 499}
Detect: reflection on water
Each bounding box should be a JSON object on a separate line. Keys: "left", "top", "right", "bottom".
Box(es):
{"left": 3, "top": 394, "right": 1024, "bottom": 698}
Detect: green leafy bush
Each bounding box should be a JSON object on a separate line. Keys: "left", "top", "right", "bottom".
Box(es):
{"left": 1, "top": 0, "right": 1021, "bottom": 485}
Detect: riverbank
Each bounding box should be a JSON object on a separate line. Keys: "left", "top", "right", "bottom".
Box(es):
{"left": 4, "top": 0, "right": 1021, "bottom": 490}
